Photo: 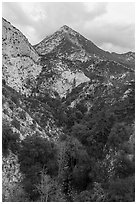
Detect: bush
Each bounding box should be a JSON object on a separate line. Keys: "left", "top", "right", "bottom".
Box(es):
{"left": 72, "top": 165, "right": 90, "bottom": 189}
{"left": 19, "top": 111, "right": 26, "bottom": 120}
{"left": 2, "top": 183, "right": 28, "bottom": 202}
{"left": 76, "top": 102, "right": 87, "bottom": 114}
{"left": 11, "top": 118, "right": 20, "bottom": 130}
{"left": 11, "top": 95, "right": 19, "bottom": 105}
{"left": 108, "top": 123, "right": 130, "bottom": 149}
{"left": 107, "top": 176, "right": 135, "bottom": 202}
{"left": 113, "top": 154, "right": 135, "bottom": 179}
{"left": 2, "top": 123, "right": 20, "bottom": 156}
{"left": 73, "top": 190, "right": 93, "bottom": 202}
{"left": 72, "top": 123, "right": 90, "bottom": 145}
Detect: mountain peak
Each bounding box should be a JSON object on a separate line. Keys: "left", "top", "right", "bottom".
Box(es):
{"left": 60, "top": 25, "right": 70, "bottom": 29}
{"left": 60, "top": 25, "right": 71, "bottom": 30}
{"left": 59, "top": 25, "right": 76, "bottom": 33}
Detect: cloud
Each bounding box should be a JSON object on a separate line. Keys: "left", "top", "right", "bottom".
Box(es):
{"left": 2, "top": 2, "right": 135, "bottom": 53}
{"left": 2, "top": 3, "right": 32, "bottom": 26}
{"left": 83, "top": 21, "right": 135, "bottom": 53}
{"left": 80, "top": 2, "right": 135, "bottom": 53}
{"left": 2, "top": 2, "right": 108, "bottom": 45}
{"left": 84, "top": 2, "right": 107, "bottom": 17}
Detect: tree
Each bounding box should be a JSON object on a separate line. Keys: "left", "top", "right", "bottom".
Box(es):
{"left": 35, "top": 168, "right": 54, "bottom": 202}
{"left": 72, "top": 123, "right": 90, "bottom": 145}
{"left": 18, "top": 134, "right": 58, "bottom": 201}
{"left": 76, "top": 102, "right": 87, "bottom": 114}
{"left": 108, "top": 123, "right": 130, "bottom": 150}
{"left": 113, "top": 153, "right": 135, "bottom": 179}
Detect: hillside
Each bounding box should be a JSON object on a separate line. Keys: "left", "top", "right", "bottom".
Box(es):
{"left": 2, "top": 19, "right": 135, "bottom": 202}
{"left": 33, "top": 25, "right": 134, "bottom": 98}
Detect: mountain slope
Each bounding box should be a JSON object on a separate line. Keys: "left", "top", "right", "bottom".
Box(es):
{"left": 34, "top": 25, "right": 135, "bottom": 67}
{"left": 2, "top": 19, "right": 64, "bottom": 201}
{"left": 2, "top": 19, "right": 135, "bottom": 202}
{"left": 33, "top": 25, "right": 134, "bottom": 98}
{"left": 2, "top": 18, "right": 42, "bottom": 96}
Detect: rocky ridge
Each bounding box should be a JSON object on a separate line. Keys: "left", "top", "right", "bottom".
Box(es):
{"left": 2, "top": 18, "right": 42, "bottom": 96}
{"left": 33, "top": 25, "right": 134, "bottom": 98}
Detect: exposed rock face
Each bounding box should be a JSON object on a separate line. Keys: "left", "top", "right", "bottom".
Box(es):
{"left": 2, "top": 18, "right": 42, "bottom": 96}
{"left": 34, "top": 58, "right": 90, "bottom": 97}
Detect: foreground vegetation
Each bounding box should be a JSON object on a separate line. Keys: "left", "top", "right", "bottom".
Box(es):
{"left": 3, "top": 93, "right": 135, "bottom": 202}
{"left": 2, "top": 82, "right": 135, "bottom": 201}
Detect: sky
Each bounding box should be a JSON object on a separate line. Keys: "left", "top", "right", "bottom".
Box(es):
{"left": 2, "top": 2, "right": 135, "bottom": 53}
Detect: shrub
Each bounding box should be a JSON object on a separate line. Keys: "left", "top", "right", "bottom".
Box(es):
{"left": 11, "top": 95, "right": 19, "bottom": 105}
{"left": 108, "top": 123, "right": 130, "bottom": 149}
{"left": 73, "top": 190, "right": 93, "bottom": 202}
{"left": 11, "top": 118, "right": 20, "bottom": 130}
{"left": 76, "top": 102, "right": 87, "bottom": 114}
{"left": 2, "top": 183, "right": 28, "bottom": 202}
{"left": 72, "top": 123, "right": 90, "bottom": 145}
{"left": 113, "top": 154, "right": 135, "bottom": 179}
{"left": 19, "top": 111, "right": 26, "bottom": 120}
{"left": 2, "top": 123, "right": 20, "bottom": 156}
{"left": 106, "top": 176, "right": 135, "bottom": 202}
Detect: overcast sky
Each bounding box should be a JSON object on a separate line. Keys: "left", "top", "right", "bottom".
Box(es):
{"left": 2, "top": 2, "right": 135, "bottom": 53}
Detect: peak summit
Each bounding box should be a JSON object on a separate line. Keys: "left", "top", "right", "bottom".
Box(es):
{"left": 60, "top": 25, "right": 71, "bottom": 30}
{"left": 59, "top": 25, "right": 76, "bottom": 33}
{"left": 61, "top": 25, "right": 70, "bottom": 29}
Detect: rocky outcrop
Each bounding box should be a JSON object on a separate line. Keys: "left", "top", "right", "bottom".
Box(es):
{"left": 2, "top": 18, "right": 42, "bottom": 96}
